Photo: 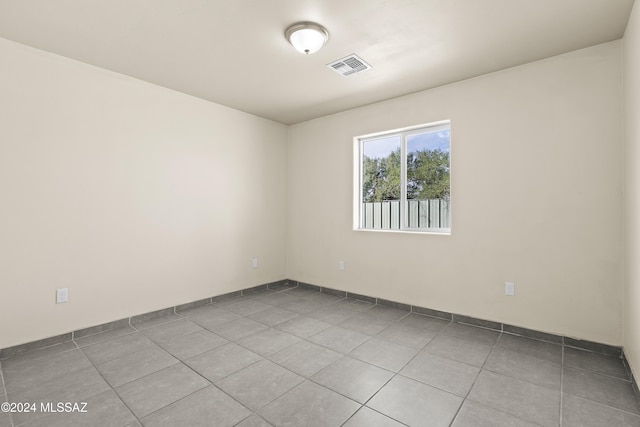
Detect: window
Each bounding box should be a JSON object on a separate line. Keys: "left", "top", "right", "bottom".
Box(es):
{"left": 355, "top": 121, "right": 451, "bottom": 233}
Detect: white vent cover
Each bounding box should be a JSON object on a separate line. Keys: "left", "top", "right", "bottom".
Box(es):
{"left": 327, "top": 54, "right": 372, "bottom": 77}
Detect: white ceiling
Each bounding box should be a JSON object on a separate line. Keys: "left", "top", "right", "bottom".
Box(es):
{"left": 0, "top": 0, "right": 634, "bottom": 124}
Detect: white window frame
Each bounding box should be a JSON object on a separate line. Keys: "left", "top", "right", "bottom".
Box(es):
{"left": 353, "top": 120, "right": 451, "bottom": 234}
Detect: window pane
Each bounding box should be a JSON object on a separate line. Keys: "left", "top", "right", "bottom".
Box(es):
{"left": 406, "top": 129, "right": 450, "bottom": 229}
{"left": 362, "top": 135, "right": 401, "bottom": 229}
{"left": 357, "top": 122, "right": 451, "bottom": 233}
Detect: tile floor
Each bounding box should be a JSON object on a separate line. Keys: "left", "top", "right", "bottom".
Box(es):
{"left": 1, "top": 284, "right": 639, "bottom": 427}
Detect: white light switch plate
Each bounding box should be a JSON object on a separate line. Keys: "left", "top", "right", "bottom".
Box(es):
{"left": 505, "top": 282, "right": 515, "bottom": 296}
{"left": 56, "top": 288, "right": 69, "bottom": 304}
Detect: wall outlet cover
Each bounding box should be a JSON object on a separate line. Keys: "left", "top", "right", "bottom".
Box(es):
{"left": 505, "top": 282, "right": 515, "bottom": 296}
{"left": 56, "top": 288, "right": 69, "bottom": 304}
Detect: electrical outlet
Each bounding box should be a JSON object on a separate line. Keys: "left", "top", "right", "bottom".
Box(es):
{"left": 56, "top": 288, "right": 69, "bottom": 304}
{"left": 505, "top": 282, "right": 515, "bottom": 296}
{"left": 339, "top": 261, "right": 345, "bottom": 271}
{"left": 252, "top": 258, "right": 258, "bottom": 269}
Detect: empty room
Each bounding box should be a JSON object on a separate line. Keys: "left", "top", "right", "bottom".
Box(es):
{"left": 1, "top": 1, "right": 640, "bottom": 426}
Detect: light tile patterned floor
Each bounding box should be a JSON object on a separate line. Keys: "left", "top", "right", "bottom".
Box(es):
{"left": 1, "top": 284, "right": 639, "bottom": 427}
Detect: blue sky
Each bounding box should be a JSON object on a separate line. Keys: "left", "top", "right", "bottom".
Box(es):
{"left": 363, "top": 130, "right": 450, "bottom": 159}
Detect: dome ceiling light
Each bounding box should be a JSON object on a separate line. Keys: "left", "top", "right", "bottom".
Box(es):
{"left": 285, "top": 22, "right": 329, "bottom": 55}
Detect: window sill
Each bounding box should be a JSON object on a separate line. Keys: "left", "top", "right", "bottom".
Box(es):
{"left": 353, "top": 228, "right": 451, "bottom": 236}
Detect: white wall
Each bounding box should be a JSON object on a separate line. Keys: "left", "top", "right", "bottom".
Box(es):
{"left": 624, "top": 1, "right": 640, "bottom": 383}
{"left": 0, "top": 34, "right": 628, "bottom": 351}
{"left": 287, "top": 41, "right": 624, "bottom": 345}
{"left": 0, "top": 38, "right": 288, "bottom": 349}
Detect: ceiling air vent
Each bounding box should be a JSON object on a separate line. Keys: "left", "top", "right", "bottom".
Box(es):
{"left": 327, "top": 54, "right": 372, "bottom": 77}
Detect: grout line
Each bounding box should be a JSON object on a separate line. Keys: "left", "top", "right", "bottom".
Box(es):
{"left": 170, "top": 299, "right": 318, "bottom": 425}
{"left": 213, "top": 358, "right": 293, "bottom": 412}
{"left": 450, "top": 332, "right": 565, "bottom": 426}
{"left": 353, "top": 311, "right": 451, "bottom": 415}
{"left": 75, "top": 325, "right": 257, "bottom": 425}
{"left": 559, "top": 343, "right": 565, "bottom": 426}
{"left": 473, "top": 339, "right": 563, "bottom": 392}
{"left": 563, "top": 343, "right": 622, "bottom": 357}
{"left": 242, "top": 296, "right": 414, "bottom": 416}
{"left": 563, "top": 364, "right": 633, "bottom": 382}
{"left": 562, "top": 393, "right": 640, "bottom": 418}
{"left": 211, "top": 318, "right": 343, "bottom": 422}
{"left": 447, "top": 329, "right": 503, "bottom": 426}
{"left": 304, "top": 306, "right": 412, "bottom": 356}
{"left": 0, "top": 360, "right": 15, "bottom": 427}
{"left": 151, "top": 364, "right": 250, "bottom": 424}
{"left": 340, "top": 406, "right": 410, "bottom": 427}
{"left": 408, "top": 310, "right": 454, "bottom": 323}
{"left": 73, "top": 329, "right": 138, "bottom": 350}
{"left": 455, "top": 320, "right": 501, "bottom": 332}
{"left": 75, "top": 344, "right": 144, "bottom": 426}
{"left": 179, "top": 360, "right": 259, "bottom": 421}
{"left": 501, "top": 329, "right": 565, "bottom": 346}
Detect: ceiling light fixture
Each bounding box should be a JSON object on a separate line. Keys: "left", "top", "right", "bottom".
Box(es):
{"left": 285, "top": 22, "right": 329, "bottom": 55}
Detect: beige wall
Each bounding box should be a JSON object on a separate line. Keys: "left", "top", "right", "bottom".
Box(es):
{"left": 0, "top": 35, "right": 628, "bottom": 351}
{"left": 624, "top": 1, "right": 640, "bottom": 384}
{"left": 287, "top": 41, "right": 624, "bottom": 345}
{"left": 0, "top": 38, "right": 287, "bottom": 349}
